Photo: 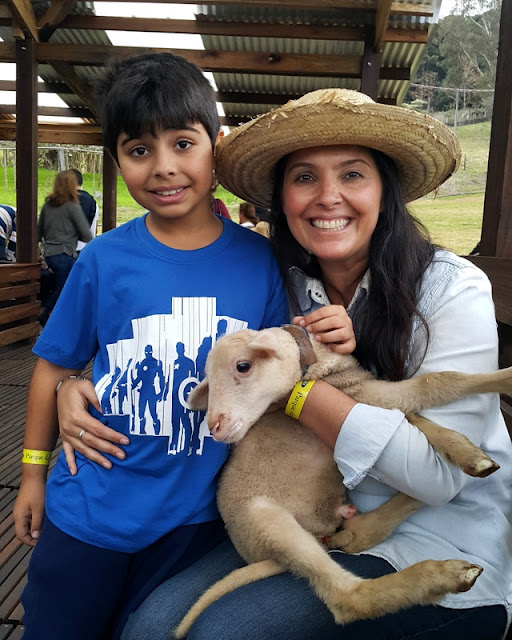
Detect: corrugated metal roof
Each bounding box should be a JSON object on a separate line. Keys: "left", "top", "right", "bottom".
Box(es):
{"left": 0, "top": 0, "right": 442, "bottom": 126}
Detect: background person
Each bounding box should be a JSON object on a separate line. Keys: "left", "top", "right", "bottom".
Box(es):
{"left": 72, "top": 168, "right": 99, "bottom": 253}
{"left": 37, "top": 169, "right": 92, "bottom": 325}
{"left": 238, "top": 201, "right": 259, "bottom": 228}
{"left": 0, "top": 204, "right": 16, "bottom": 262}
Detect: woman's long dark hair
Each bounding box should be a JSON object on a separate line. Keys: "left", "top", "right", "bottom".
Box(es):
{"left": 269, "top": 149, "right": 435, "bottom": 381}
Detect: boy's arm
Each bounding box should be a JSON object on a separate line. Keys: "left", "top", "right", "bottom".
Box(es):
{"left": 13, "top": 358, "right": 80, "bottom": 547}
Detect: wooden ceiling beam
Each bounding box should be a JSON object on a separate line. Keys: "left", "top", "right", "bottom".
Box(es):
{"left": 374, "top": 0, "right": 393, "bottom": 51}
{"left": 57, "top": 14, "right": 427, "bottom": 44}
{"left": 30, "top": 43, "right": 409, "bottom": 79}
{"left": 0, "top": 121, "right": 103, "bottom": 144}
{"left": 0, "top": 104, "right": 94, "bottom": 118}
{"left": 50, "top": 61, "right": 99, "bottom": 117}
{"left": 6, "top": 0, "right": 38, "bottom": 40}
{"left": 86, "top": 0, "right": 433, "bottom": 16}
{"left": 37, "top": 0, "right": 78, "bottom": 41}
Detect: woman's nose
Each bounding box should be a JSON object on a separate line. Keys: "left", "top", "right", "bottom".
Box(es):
{"left": 317, "top": 179, "right": 343, "bottom": 209}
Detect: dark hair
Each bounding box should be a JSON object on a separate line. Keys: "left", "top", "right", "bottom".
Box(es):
{"left": 239, "top": 202, "right": 259, "bottom": 225}
{"left": 95, "top": 52, "right": 221, "bottom": 162}
{"left": 270, "top": 149, "right": 435, "bottom": 381}
{"left": 71, "top": 168, "right": 83, "bottom": 187}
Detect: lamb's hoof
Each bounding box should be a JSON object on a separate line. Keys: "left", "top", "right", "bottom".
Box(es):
{"left": 326, "top": 530, "right": 354, "bottom": 550}
{"left": 449, "top": 561, "right": 483, "bottom": 592}
{"left": 471, "top": 458, "right": 500, "bottom": 478}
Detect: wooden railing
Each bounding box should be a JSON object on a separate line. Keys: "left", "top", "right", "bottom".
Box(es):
{"left": 0, "top": 264, "right": 40, "bottom": 347}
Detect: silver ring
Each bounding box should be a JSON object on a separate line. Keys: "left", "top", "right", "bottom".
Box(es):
{"left": 78, "top": 428, "right": 86, "bottom": 442}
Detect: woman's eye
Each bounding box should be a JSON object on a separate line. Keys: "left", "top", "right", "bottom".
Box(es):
{"left": 346, "top": 171, "right": 362, "bottom": 180}
{"left": 295, "top": 173, "right": 313, "bottom": 183}
{"left": 177, "top": 140, "right": 192, "bottom": 150}
{"left": 236, "top": 361, "right": 252, "bottom": 373}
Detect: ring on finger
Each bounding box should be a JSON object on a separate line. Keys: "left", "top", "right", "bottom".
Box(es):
{"left": 78, "top": 428, "right": 86, "bottom": 443}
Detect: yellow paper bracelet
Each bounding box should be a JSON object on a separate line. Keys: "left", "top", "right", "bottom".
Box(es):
{"left": 285, "top": 380, "right": 316, "bottom": 420}
{"left": 22, "top": 449, "right": 52, "bottom": 465}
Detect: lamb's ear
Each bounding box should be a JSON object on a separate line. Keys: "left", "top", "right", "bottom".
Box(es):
{"left": 188, "top": 378, "right": 209, "bottom": 410}
{"left": 248, "top": 331, "right": 283, "bottom": 359}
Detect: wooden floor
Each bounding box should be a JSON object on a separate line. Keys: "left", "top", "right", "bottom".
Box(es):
{"left": 0, "top": 341, "right": 41, "bottom": 637}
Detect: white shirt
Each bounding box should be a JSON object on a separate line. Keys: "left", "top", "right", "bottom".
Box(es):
{"left": 291, "top": 250, "right": 512, "bottom": 630}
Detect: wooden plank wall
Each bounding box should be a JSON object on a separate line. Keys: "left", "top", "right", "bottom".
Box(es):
{"left": 0, "top": 265, "right": 40, "bottom": 347}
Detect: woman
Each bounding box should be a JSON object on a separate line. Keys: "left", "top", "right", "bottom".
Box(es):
{"left": 37, "top": 169, "right": 92, "bottom": 324}
{"left": 56, "top": 90, "right": 511, "bottom": 639}
{"left": 238, "top": 201, "right": 260, "bottom": 228}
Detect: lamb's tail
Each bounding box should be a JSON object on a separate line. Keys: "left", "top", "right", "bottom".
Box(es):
{"left": 173, "top": 559, "right": 285, "bottom": 638}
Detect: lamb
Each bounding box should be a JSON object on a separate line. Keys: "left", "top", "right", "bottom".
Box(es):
{"left": 174, "top": 325, "right": 511, "bottom": 637}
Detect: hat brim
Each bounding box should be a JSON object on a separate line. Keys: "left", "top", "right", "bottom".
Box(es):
{"left": 216, "top": 92, "right": 461, "bottom": 207}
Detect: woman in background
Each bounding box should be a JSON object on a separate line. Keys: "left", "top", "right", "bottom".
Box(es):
{"left": 37, "top": 169, "right": 92, "bottom": 325}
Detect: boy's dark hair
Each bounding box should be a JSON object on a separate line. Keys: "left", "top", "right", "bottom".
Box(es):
{"left": 95, "top": 52, "right": 221, "bottom": 162}
{"left": 71, "top": 168, "right": 83, "bottom": 187}
{"left": 270, "top": 149, "right": 435, "bottom": 382}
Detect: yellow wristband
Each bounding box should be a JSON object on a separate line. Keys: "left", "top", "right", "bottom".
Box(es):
{"left": 285, "top": 380, "right": 316, "bottom": 420}
{"left": 22, "top": 449, "right": 52, "bottom": 465}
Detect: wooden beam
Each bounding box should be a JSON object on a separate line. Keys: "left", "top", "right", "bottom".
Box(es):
{"left": 84, "top": 0, "right": 433, "bottom": 15}
{"left": 37, "top": 0, "right": 77, "bottom": 42}
{"left": 374, "top": 0, "right": 393, "bottom": 52}
{"left": 360, "top": 26, "right": 380, "bottom": 99}
{"left": 15, "top": 38, "right": 38, "bottom": 263}
{"left": 58, "top": 15, "right": 364, "bottom": 41}
{"left": 481, "top": 0, "right": 512, "bottom": 258}
{"left": 30, "top": 43, "right": 409, "bottom": 80}
{"left": 0, "top": 104, "right": 93, "bottom": 118}
{"left": 6, "top": 0, "right": 38, "bottom": 40}
{"left": 50, "top": 61, "right": 99, "bottom": 117}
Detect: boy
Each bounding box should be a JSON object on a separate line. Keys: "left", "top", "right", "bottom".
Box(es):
{"left": 72, "top": 168, "right": 99, "bottom": 253}
{"left": 13, "top": 52, "right": 288, "bottom": 640}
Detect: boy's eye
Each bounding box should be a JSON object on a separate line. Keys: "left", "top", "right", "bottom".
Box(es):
{"left": 130, "top": 147, "right": 149, "bottom": 157}
{"left": 176, "top": 140, "right": 192, "bottom": 150}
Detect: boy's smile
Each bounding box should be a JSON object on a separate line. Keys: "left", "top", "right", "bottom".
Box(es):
{"left": 116, "top": 123, "right": 220, "bottom": 246}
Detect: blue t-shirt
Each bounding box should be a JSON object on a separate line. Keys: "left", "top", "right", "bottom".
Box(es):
{"left": 35, "top": 215, "right": 288, "bottom": 552}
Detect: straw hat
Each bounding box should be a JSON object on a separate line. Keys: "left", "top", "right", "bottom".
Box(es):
{"left": 216, "top": 89, "right": 461, "bottom": 207}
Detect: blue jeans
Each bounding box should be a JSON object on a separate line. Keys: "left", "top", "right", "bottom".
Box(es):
{"left": 44, "top": 253, "right": 76, "bottom": 312}
{"left": 121, "top": 540, "right": 507, "bottom": 640}
{"left": 21, "top": 517, "right": 226, "bottom": 640}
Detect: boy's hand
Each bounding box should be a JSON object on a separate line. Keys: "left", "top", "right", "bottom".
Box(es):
{"left": 13, "top": 477, "right": 46, "bottom": 547}
{"left": 293, "top": 305, "right": 356, "bottom": 355}
{"left": 57, "top": 378, "right": 129, "bottom": 473}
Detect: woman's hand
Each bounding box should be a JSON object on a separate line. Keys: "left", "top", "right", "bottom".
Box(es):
{"left": 293, "top": 305, "right": 356, "bottom": 355}
{"left": 57, "top": 378, "right": 129, "bottom": 473}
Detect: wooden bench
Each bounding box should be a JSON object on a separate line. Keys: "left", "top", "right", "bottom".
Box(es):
{"left": 0, "top": 265, "right": 40, "bottom": 348}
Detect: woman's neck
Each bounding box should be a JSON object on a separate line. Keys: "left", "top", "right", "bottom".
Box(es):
{"left": 320, "top": 261, "right": 368, "bottom": 308}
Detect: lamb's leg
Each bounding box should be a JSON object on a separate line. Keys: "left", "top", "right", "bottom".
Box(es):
{"left": 236, "top": 497, "right": 482, "bottom": 625}
{"left": 328, "top": 492, "right": 422, "bottom": 554}
{"left": 408, "top": 413, "right": 499, "bottom": 477}
{"left": 352, "top": 367, "right": 512, "bottom": 415}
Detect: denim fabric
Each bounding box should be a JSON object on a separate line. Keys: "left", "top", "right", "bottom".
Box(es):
{"left": 121, "top": 540, "right": 506, "bottom": 640}
{"left": 21, "top": 517, "right": 226, "bottom": 640}
{"left": 44, "top": 252, "right": 76, "bottom": 312}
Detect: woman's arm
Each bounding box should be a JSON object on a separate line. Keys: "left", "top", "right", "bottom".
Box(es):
{"left": 297, "top": 260, "right": 501, "bottom": 506}
{"left": 57, "top": 378, "right": 129, "bottom": 473}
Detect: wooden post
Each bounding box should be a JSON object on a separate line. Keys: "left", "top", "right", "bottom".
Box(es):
{"left": 102, "top": 148, "right": 117, "bottom": 232}
{"left": 480, "top": 0, "right": 512, "bottom": 258}
{"left": 15, "top": 38, "right": 38, "bottom": 263}
{"left": 360, "top": 26, "right": 380, "bottom": 100}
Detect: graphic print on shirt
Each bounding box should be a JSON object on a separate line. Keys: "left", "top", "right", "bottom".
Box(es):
{"left": 96, "top": 297, "right": 247, "bottom": 456}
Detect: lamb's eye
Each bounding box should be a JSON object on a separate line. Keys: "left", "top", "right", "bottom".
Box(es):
{"left": 236, "top": 361, "right": 251, "bottom": 373}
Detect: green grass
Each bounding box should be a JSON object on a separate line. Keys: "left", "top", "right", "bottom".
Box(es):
{"left": 0, "top": 121, "right": 490, "bottom": 254}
